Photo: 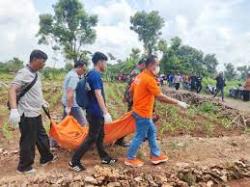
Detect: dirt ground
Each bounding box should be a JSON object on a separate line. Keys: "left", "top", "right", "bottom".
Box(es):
{"left": 1, "top": 131, "right": 250, "bottom": 186}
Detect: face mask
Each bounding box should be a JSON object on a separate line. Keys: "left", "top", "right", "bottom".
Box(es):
{"left": 153, "top": 66, "right": 160, "bottom": 75}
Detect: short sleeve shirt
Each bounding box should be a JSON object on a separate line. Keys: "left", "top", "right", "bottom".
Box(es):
{"left": 11, "top": 66, "right": 44, "bottom": 117}
{"left": 132, "top": 70, "right": 161, "bottom": 118}
{"left": 62, "top": 69, "right": 81, "bottom": 107}
{"left": 86, "top": 69, "right": 105, "bottom": 118}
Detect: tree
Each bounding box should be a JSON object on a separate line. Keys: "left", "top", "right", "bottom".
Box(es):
{"left": 224, "top": 63, "right": 237, "bottom": 81}
{"left": 176, "top": 45, "right": 204, "bottom": 74}
{"left": 158, "top": 39, "right": 168, "bottom": 53}
{"left": 107, "top": 53, "right": 116, "bottom": 61}
{"left": 203, "top": 54, "right": 218, "bottom": 76}
{"left": 170, "top": 37, "right": 182, "bottom": 51}
{"left": 129, "top": 48, "right": 141, "bottom": 62}
{"left": 105, "top": 48, "right": 143, "bottom": 79}
{"left": 37, "top": 0, "right": 98, "bottom": 62}
{"left": 237, "top": 65, "right": 250, "bottom": 80}
{"left": 158, "top": 37, "right": 219, "bottom": 76}
{"left": 0, "top": 57, "right": 24, "bottom": 73}
{"left": 130, "top": 11, "right": 164, "bottom": 55}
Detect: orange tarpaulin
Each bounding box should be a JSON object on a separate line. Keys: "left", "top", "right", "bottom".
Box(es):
{"left": 49, "top": 112, "right": 136, "bottom": 150}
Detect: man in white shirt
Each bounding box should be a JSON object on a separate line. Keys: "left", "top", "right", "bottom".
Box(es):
{"left": 8, "top": 50, "right": 56, "bottom": 174}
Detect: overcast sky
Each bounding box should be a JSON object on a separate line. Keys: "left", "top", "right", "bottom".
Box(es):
{"left": 0, "top": 0, "right": 249, "bottom": 68}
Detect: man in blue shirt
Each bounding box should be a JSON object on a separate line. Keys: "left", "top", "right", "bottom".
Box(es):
{"left": 61, "top": 60, "right": 88, "bottom": 125}
{"left": 69, "top": 52, "right": 117, "bottom": 172}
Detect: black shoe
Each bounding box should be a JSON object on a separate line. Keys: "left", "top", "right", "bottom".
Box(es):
{"left": 115, "top": 140, "right": 130, "bottom": 147}
{"left": 17, "top": 167, "right": 36, "bottom": 174}
{"left": 101, "top": 157, "right": 118, "bottom": 165}
{"left": 69, "top": 161, "right": 86, "bottom": 172}
{"left": 40, "top": 155, "right": 58, "bottom": 166}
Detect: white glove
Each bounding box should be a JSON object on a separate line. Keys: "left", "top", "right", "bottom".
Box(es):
{"left": 65, "top": 107, "right": 71, "bottom": 115}
{"left": 42, "top": 100, "right": 49, "bottom": 108}
{"left": 177, "top": 101, "right": 189, "bottom": 109}
{"left": 9, "top": 109, "right": 20, "bottom": 128}
{"left": 104, "top": 113, "right": 113, "bottom": 124}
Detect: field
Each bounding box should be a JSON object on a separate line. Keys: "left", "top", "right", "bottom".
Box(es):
{"left": 0, "top": 74, "right": 250, "bottom": 186}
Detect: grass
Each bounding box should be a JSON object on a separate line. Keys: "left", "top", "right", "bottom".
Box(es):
{"left": 1, "top": 122, "right": 13, "bottom": 139}
{"left": 197, "top": 102, "right": 218, "bottom": 113}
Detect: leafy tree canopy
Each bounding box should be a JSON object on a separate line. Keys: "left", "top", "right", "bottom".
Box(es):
{"left": 37, "top": 0, "right": 97, "bottom": 62}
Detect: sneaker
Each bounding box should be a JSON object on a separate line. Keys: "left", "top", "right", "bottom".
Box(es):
{"left": 115, "top": 140, "right": 130, "bottom": 147}
{"left": 101, "top": 157, "right": 118, "bottom": 165}
{"left": 68, "top": 161, "right": 86, "bottom": 172}
{"left": 124, "top": 158, "right": 144, "bottom": 167}
{"left": 150, "top": 154, "right": 168, "bottom": 165}
{"left": 17, "top": 168, "right": 36, "bottom": 174}
{"left": 40, "top": 155, "right": 58, "bottom": 166}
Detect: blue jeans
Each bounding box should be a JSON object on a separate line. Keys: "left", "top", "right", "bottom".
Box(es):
{"left": 127, "top": 112, "right": 160, "bottom": 159}
{"left": 63, "top": 106, "right": 87, "bottom": 126}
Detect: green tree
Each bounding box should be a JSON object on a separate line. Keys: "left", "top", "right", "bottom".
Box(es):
{"left": 37, "top": 0, "right": 97, "bottom": 62}
{"left": 176, "top": 45, "right": 204, "bottom": 74}
{"left": 130, "top": 11, "right": 164, "bottom": 55}
{"left": 203, "top": 54, "right": 218, "bottom": 76}
{"left": 158, "top": 37, "right": 219, "bottom": 76}
{"left": 237, "top": 65, "right": 250, "bottom": 80}
{"left": 158, "top": 39, "right": 168, "bottom": 53}
{"left": 107, "top": 53, "right": 116, "bottom": 61}
{"left": 105, "top": 48, "right": 143, "bottom": 80}
{"left": 0, "top": 57, "right": 24, "bottom": 73}
{"left": 224, "top": 63, "right": 237, "bottom": 81}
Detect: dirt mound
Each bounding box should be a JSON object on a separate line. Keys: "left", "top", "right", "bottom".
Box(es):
{"left": 164, "top": 89, "right": 250, "bottom": 130}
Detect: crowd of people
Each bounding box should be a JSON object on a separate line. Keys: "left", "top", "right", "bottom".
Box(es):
{"left": 158, "top": 73, "right": 203, "bottom": 93}
{"left": 7, "top": 50, "right": 189, "bottom": 174}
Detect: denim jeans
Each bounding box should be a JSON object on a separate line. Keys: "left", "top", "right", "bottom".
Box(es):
{"left": 63, "top": 106, "right": 88, "bottom": 126}
{"left": 127, "top": 112, "right": 160, "bottom": 159}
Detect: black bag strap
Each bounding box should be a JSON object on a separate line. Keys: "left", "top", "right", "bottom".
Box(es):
{"left": 42, "top": 106, "right": 51, "bottom": 120}
{"left": 17, "top": 73, "right": 38, "bottom": 102}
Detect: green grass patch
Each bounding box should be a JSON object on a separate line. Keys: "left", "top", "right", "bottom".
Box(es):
{"left": 197, "top": 102, "right": 218, "bottom": 113}
{"left": 1, "top": 122, "right": 13, "bottom": 139}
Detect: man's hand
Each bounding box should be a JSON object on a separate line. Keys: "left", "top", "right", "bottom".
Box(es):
{"left": 65, "top": 107, "right": 71, "bottom": 115}
{"left": 9, "top": 109, "right": 20, "bottom": 128}
{"left": 177, "top": 101, "right": 189, "bottom": 109}
{"left": 42, "top": 100, "right": 49, "bottom": 108}
{"left": 104, "top": 113, "right": 112, "bottom": 124}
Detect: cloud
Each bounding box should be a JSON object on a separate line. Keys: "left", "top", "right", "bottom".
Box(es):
{"left": 85, "top": 0, "right": 142, "bottom": 60}
{"left": 144, "top": 0, "right": 250, "bottom": 67}
{"left": 0, "top": 0, "right": 39, "bottom": 62}
{"left": 0, "top": 0, "right": 249, "bottom": 68}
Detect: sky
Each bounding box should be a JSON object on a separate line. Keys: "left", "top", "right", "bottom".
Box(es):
{"left": 0, "top": 0, "right": 250, "bottom": 69}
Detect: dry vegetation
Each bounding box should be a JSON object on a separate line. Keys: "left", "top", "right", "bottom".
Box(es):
{"left": 0, "top": 77, "right": 250, "bottom": 186}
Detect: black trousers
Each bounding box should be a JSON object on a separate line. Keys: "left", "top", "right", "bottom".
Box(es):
{"left": 18, "top": 115, "right": 53, "bottom": 171}
{"left": 72, "top": 114, "right": 109, "bottom": 163}
{"left": 175, "top": 83, "right": 180, "bottom": 90}
{"left": 214, "top": 87, "right": 224, "bottom": 100}
{"left": 243, "top": 90, "right": 250, "bottom": 101}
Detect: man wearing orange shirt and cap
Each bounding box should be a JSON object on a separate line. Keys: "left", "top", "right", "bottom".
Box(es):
{"left": 125, "top": 55, "right": 189, "bottom": 167}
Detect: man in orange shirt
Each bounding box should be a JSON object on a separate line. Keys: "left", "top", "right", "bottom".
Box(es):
{"left": 125, "top": 55, "right": 189, "bottom": 167}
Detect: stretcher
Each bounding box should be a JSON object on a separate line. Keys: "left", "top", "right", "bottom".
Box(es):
{"left": 44, "top": 108, "right": 136, "bottom": 150}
